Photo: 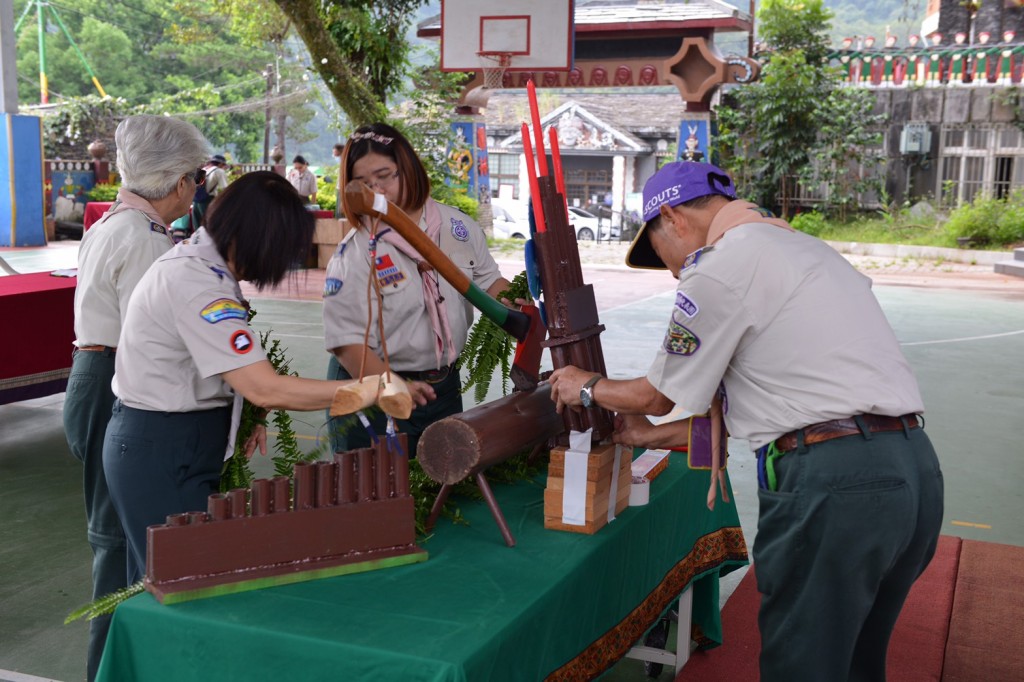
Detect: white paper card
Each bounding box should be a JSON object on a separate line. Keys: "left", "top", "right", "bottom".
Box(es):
{"left": 562, "top": 429, "right": 591, "bottom": 526}
{"left": 607, "top": 444, "right": 623, "bottom": 523}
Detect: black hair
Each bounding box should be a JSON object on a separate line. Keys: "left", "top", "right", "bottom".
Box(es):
{"left": 292, "top": 155, "right": 307, "bottom": 165}
{"left": 343, "top": 123, "right": 430, "bottom": 213}
{"left": 205, "top": 171, "right": 314, "bottom": 290}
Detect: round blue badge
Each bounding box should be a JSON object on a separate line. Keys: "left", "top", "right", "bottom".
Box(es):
{"left": 451, "top": 218, "right": 469, "bottom": 242}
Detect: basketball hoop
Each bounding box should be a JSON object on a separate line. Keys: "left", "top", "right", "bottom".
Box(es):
{"left": 478, "top": 52, "right": 512, "bottom": 89}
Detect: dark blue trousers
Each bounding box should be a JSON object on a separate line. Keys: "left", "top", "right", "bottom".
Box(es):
{"left": 325, "top": 354, "right": 463, "bottom": 457}
{"left": 62, "top": 348, "right": 126, "bottom": 682}
{"left": 754, "top": 424, "right": 944, "bottom": 681}
{"left": 102, "top": 401, "right": 230, "bottom": 583}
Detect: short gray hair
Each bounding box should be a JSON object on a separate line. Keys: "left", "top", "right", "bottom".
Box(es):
{"left": 115, "top": 115, "right": 210, "bottom": 200}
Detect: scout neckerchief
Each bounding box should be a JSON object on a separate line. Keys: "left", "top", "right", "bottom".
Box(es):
{"left": 374, "top": 198, "right": 457, "bottom": 368}
{"left": 97, "top": 188, "right": 174, "bottom": 245}
{"left": 701, "top": 201, "right": 795, "bottom": 510}
{"left": 175, "top": 227, "right": 248, "bottom": 461}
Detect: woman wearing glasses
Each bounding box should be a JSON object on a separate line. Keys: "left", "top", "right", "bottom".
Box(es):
{"left": 102, "top": 172, "right": 395, "bottom": 586}
{"left": 63, "top": 114, "right": 209, "bottom": 682}
{"left": 323, "top": 123, "right": 510, "bottom": 456}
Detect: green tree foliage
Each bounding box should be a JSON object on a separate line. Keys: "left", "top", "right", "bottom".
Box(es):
{"left": 15, "top": 0, "right": 304, "bottom": 161}
{"left": 718, "top": 0, "right": 883, "bottom": 217}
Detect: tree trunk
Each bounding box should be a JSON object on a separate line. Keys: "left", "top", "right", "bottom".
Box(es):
{"left": 271, "top": 0, "right": 386, "bottom": 127}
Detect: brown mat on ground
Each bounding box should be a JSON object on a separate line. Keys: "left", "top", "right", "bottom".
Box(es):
{"left": 941, "top": 539, "right": 1024, "bottom": 681}
{"left": 676, "top": 535, "right": 962, "bottom": 681}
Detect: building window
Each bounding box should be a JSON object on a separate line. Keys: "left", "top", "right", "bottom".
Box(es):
{"left": 489, "top": 153, "right": 520, "bottom": 200}
{"left": 939, "top": 124, "right": 1024, "bottom": 206}
{"left": 564, "top": 168, "right": 612, "bottom": 209}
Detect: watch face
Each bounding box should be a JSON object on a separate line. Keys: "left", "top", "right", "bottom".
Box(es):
{"left": 580, "top": 387, "right": 593, "bottom": 408}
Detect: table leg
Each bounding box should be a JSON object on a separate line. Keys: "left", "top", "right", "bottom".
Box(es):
{"left": 623, "top": 585, "right": 693, "bottom": 672}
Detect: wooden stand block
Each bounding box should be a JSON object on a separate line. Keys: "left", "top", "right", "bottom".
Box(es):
{"left": 544, "top": 443, "right": 631, "bottom": 535}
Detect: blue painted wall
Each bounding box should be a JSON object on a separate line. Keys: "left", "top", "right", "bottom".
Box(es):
{"left": 0, "top": 114, "right": 46, "bottom": 246}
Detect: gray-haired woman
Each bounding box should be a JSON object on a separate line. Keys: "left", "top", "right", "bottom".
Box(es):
{"left": 62, "top": 114, "right": 209, "bottom": 682}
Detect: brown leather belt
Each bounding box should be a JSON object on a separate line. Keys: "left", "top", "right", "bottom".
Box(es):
{"left": 775, "top": 414, "right": 920, "bottom": 452}
{"left": 78, "top": 345, "right": 116, "bottom": 353}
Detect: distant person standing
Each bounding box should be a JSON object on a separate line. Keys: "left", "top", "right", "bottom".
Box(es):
{"left": 193, "top": 154, "right": 230, "bottom": 227}
{"left": 63, "top": 114, "right": 209, "bottom": 682}
{"left": 287, "top": 154, "right": 317, "bottom": 205}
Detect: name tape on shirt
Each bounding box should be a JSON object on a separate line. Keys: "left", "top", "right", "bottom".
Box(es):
{"left": 664, "top": 319, "right": 701, "bottom": 356}
{"left": 375, "top": 254, "right": 406, "bottom": 287}
{"left": 673, "top": 291, "right": 699, "bottom": 318}
{"left": 230, "top": 329, "right": 254, "bottom": 354}
{"left": 200, "top": 298, "right": 248, "bottom": 324}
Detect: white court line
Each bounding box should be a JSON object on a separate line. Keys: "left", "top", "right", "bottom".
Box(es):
{"left": 901, "top": 328, "right": 1024, "bottom": 346}
{"left": 600, "top": 289, "right": 675, "bottom": 315}
{"left": 0, "top": 669, "right": 63, "bottom": 682}
{"left": 251, "top": 332, "right": 324, "bottom": 340}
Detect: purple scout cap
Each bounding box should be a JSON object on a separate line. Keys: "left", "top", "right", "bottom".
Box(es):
{"left": 625, "top": 161, "right": 736, "bottom": 270}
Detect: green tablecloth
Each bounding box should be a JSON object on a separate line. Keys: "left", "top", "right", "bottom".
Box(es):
{"left": 97, "top": 453, "right": 747, "bottom": 682}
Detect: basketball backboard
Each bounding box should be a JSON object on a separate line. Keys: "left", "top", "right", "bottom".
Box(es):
{"left": 440, "top": 0, "right": 574, "bottom": 72}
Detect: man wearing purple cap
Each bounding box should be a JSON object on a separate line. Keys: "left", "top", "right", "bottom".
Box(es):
{"left": 549, "top": 161, "right": 943, "bottom": 680}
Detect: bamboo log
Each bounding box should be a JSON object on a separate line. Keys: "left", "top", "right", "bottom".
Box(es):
{"left": 417, "top": 385, "right": 563, "bottom": 485}
{"left": 330, "top": 375, "right": 381, "bottom": 417}
{"left": 378, "top": 373, "right": 413, "bottom": 419}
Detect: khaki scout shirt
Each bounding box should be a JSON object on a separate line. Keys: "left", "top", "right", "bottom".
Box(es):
{"left": 322, "top": 201, "right": 502, "bottom": 372}
{"left": 647, "top": 223, "right": 924, "bottom": 449}
{"left": 73, "top": 195, "right": 174, "bottom": 347}
{"left": 113, "top": 229, "right": 266, "bottom": 411}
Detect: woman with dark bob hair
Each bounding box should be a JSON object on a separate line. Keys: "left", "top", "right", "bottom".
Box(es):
{"left": 323, "top": 123, "right": 510, "bottom": 456}
{"left": 102, "top": 171, "right": 428, "bottom": 582}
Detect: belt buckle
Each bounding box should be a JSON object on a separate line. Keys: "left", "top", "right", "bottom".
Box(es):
{"left": 420, "top": 365, "right": 450, "bottom": 384}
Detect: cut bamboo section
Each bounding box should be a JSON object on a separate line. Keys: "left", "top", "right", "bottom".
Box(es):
{"left": 378, "top": 373, "right": 413, "bottom": 419}
{"left": 330, "top": 375, "right": 381, "bottom": 417}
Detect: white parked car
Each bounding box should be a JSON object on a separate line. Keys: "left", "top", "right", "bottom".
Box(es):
{"left": 488, "top": 199, "right": 620, "bottom": 241}
{"left": 568, "top": 206, "right": 619, "bottom": 241}
{"left": 489, "top": 199, "right": 529, "bottom": 240}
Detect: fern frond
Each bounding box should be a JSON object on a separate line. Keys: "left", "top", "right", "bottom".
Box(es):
{"left": 65, "top": 580, "right": 145, "bottom": 624}
{"left": 458, "top": 271, "right": 530, "bottom": 403}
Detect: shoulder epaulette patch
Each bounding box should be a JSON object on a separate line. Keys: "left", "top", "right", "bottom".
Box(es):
{"left": 149, "top": 222, "right": 167, "bottom": 235}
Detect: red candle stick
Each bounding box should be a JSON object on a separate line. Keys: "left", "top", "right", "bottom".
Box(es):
{"left": 521, "top": 122, "right": 547, "bottom": 234}
{"left": 548, "top": 127, "right": 569, "bottom": 220}
{"left": 526, "top": 80, "right": 549, "bottom": 177}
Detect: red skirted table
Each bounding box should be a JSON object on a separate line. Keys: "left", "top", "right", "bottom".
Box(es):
{"left": 83, "top": 202, "right": 113, "bottom": 231}
{"left": 97, "top": 453, "right": 747, "bottom": 681}
{"left": 0, "top": 271, "right": 77, "bottom": 404}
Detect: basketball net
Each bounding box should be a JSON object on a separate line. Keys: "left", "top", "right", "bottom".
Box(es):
{"left": 478, "top": 52, "right": 512, "bottom": 89}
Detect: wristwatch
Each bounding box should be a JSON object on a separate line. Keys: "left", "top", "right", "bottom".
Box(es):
{"left": 580, "top": 375, "right": 602, "bottom": 408}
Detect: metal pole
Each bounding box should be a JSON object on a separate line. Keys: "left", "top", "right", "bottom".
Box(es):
{"left": 37, "top": 0, "right": 46, "bottom": 104}
{"left": 2, "top": 0, "right": 22, "bottom": 113}
{"left": 263, "top": 63, "right": 272, "bottom": 164}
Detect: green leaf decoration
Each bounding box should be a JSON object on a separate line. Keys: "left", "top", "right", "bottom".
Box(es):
{"left": 65, "top": 580, "right": 144, "bottom": 624}
{"left": 457, "top": 271, "right": 530, "bottom": 404}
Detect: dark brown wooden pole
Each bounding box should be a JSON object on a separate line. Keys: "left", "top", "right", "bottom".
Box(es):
{"left": 417, "top": 384, "right": 563, "bottom": 486}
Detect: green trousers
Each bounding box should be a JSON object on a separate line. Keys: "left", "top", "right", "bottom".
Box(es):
{"left": 62, "top": 348, "right": 127, "bottom": 682}
{"left": 754, "top": 424, "right": 944, "bottom": 681}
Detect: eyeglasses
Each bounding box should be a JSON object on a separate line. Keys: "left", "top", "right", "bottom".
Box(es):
{"left": 354, "top": 169, "right": 399, "bottom": 190}
{"left": 192, "top": 168, "right": 207, "bottom": 186}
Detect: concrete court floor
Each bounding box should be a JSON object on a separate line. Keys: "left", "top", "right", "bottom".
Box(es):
{"left": 2, "top": 243, "right": 1024, "bottom": 682}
